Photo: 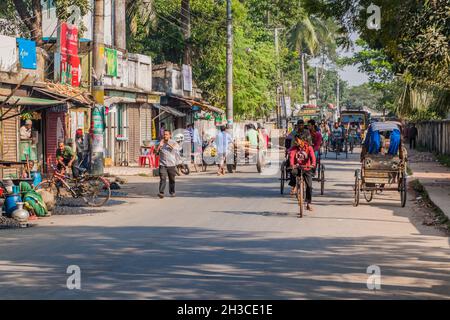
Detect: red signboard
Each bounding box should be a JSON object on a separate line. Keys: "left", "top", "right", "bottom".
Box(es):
{"left": 58, "top": 23, "right": 80, "bottom": 87}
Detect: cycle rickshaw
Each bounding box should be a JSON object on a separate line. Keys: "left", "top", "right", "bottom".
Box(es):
{"left": 353, "top": 121, "right": 407, "bottom": 207}
{"left": 280, "top": 150, "right": 325, "bottom": 196}
{"left": 325, "top": 134, "right": 348, "bottom": 159}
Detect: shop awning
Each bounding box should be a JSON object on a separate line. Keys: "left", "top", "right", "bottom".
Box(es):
{"left": 153, "top": 104, "right": 185, "bottom": 118}
{"left": 168, "top": 95, "right": 224, "bottom": 114}
{"left": 104, "top": 96, "right": 137, "bottom": 107}
{"left": 0, "top": 95, "right": 62, "bottom": 106}
{"left": 37, "top": 83, "right": 94, "bottom": 105}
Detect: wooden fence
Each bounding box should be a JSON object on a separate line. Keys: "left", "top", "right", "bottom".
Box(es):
{"left": 416, "top": 120, "right": 450, "bottom": 156}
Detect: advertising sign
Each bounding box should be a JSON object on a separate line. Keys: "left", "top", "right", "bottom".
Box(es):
{"left": 57, "top": 22, "right": 81, "bottom": 87}
{"left": 17, "top": 38, "right": 37, "bottom": 69}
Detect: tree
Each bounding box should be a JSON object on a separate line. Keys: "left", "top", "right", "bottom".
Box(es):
{"left": 342, "top": 83, "right": 382, "bottom": 110}
{"left": 11, "top": 0, "right": 43, "bottom": 46}
{"left": 303, "top": 0, "right": 450, "bottom": 119}
{"left": 2, "top": 0, "right": 90, "bottom": 46}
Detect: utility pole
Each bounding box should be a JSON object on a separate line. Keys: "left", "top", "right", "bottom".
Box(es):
{"left": 336, "top": 74, "right": 340, "bottom": 118}
{"left": 226, "top": 0, "right": 233, "bottom": 128}
{"left": 181, "top": 0, "right": 192, "bottom": 66}
{"left": 301, "top": 52, "right": 308, "bottom": 104}
{"left": 91, "top": 0, "right": 105, "bottom": 175}
{"left": 114, "top": 0, "right": 126, "bottom": 50}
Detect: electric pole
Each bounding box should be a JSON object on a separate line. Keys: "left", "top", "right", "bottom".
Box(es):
{"left": 181, "top": 0, "right": 192, "bottom": 66}
{"left": 91, "top": 0, "right": 105, "bottom": 175}
{"left": 114, "top": 0, "right": 126, "bottom": 50}
{"left": 226, "top": 0, "right": 233, "bottom": 128}
{"left": 336, "top": 74, "right": 340, "bottom": 118}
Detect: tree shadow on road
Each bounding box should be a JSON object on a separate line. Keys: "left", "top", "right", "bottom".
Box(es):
{"left": 0, "top": 226, "right": 449, "bottom": 300}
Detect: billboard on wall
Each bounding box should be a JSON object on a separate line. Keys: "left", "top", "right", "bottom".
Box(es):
{"left": 55, "top": 22, "right": 81, "bottom": 87}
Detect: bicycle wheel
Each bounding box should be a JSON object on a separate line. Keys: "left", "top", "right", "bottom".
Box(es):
{"left": 297, "top": 177, "right": 304, "bottom": 218}
{"left": 400, "top": 173, "right": 407, "bottom": 207}
{"left": 353, "top": 170, "right": 360, "bottom": 207}
{"left": 363, "top": 190, "right": 374, "bottom": 202}
{"left": 280, "top": 162, "right": 285, "bottom": 194}
{"left": 81, "top": 176, "right": 111, "bottom": 207}
{"left": 320, "top": 165, "right": 325, "bottom": 195}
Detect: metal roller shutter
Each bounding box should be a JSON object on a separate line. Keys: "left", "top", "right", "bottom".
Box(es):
{"left": 1, "top": 108, "right": 19, "bottom": 178}
{"left": 140, "top": 104, "right": 152, "bottom": 143}
{"left": 128, "top": 104, "right": 141, "bottom": 164}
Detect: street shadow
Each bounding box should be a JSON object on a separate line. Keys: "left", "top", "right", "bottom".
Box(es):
{"left": 0, "top": 226, "right": 448, "bottom": 299}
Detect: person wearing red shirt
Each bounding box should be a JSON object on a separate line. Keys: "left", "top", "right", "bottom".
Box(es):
{"left": 309, "top": 120, "right": 322, "bottom": 175}
{"left": 289, "top": 134, "right": 316, "bottom": 211}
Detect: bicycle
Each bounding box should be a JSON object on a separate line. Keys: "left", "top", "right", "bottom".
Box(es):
{"left": 292, "top": 165, "right": 313, "bottom": 218}
{"left": 35, "top": 164, "right": 111, "bottom": 207}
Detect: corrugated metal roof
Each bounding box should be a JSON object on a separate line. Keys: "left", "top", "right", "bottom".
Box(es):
{"left": 0, "top": 95, "right": 62, "bottom": 106}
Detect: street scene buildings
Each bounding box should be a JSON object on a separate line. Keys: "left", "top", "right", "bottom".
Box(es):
{"left": 0, "top": 0, "right": 449, "bottom": 300}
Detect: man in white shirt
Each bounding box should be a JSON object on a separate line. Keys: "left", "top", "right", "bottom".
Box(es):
{"left": 215, "top": 126, "right": 233, "bottom": 176}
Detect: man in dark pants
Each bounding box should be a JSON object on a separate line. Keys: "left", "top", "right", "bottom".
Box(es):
{"left": 288, "top": 134, "right": 316, "bottom": 211}
{"left": 409, "top": 124, "right": 418, "bottom": 149}
{"left": 156, "top": 130, "right": 179, "bottom": 199}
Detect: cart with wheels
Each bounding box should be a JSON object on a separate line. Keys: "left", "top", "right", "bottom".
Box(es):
{"left": 353, "top": 121, "right": 407, "bottom": 207}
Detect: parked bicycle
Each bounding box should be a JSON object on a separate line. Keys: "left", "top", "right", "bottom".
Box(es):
{"left": 35, "top": 164, "right": 111, "bottom": 207}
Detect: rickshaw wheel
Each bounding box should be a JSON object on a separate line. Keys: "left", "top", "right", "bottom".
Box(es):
{"left": 320, "top": 165, "right": 325, "bottom": 195}
{"left": 364, "top": 190, "right": 374, "bottom": 202}
{"left": 400, "top": 173, "right": 407, "bottom": 207}
{"left": 280, "top": 163, "right": 286, "bottom": 195}
{"left": 227, "top": 164, "right": 234, "bottom": 174}
{"left": 353, "top": 170, "right": 360, "bottom": 207}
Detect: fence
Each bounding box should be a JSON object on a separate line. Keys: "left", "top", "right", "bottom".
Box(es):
{"left": 416, "top": 120, "right": 450, "bottom": 156}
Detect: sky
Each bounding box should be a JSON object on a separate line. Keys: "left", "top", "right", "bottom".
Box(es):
{"left": 308, "top": 33, "right": 369, "bottom": 87}
{"left": 336, "top": 33, "right": 369, "bottom": 87}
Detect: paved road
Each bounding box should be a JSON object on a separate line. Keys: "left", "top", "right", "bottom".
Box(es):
{"left": 0, "top": 150, "right": 449, "bottom": 299}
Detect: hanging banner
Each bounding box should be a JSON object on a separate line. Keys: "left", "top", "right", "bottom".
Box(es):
{"left": 57, "top": 22, "right": 81, "bottom": 87}
{"left": 105, "top": 48, "right": 118, "bottom": 77}
{"left": 91, "top": 105, "right": 105, "bottom": 153}
{"left": 0, "top": 35, "right": 18, "bottom": 72}
{"left": 182, "top": 64, "right": 193, "bottom": 92}
{"left": 17, "top": 38, "right": 37, "bottom": 70}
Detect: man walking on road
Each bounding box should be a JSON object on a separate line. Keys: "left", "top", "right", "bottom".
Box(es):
{"left": 408, "top": 123, "right": 418, "bottom": 149}
{"left": 215, "top": 126, "right": 233, "bottom": 176}
{"left": 156, "top": 130, "right": 179, "bottom": 198}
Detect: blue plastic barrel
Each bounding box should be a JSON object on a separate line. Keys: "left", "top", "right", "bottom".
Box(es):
{"left": 5, "top": 194, "right": 22, "bottom": 216}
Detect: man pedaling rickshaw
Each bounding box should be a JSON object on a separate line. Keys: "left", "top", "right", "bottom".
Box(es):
{"left": 288, "top": 134, "right": 316, "bottom": 211}
{"left": 347, "top": 122, "right": 359, "bottom": 149}
{"left": 331, "top": 122, "right": 344, "bottom": 154}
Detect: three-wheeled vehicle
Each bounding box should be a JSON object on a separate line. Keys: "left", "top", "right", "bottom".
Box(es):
{"left": 353, "top": 121, "right": 407, "bottom": 207}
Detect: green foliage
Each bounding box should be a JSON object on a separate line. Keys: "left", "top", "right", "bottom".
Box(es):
{"left": 342, "top": 83, "right": 382, "bottom": 110}
{"left": 308, "top": 0, "right": 450, "bottom": 119}
{"left": 128, "top": 0, "right": 278, "bottom": 119}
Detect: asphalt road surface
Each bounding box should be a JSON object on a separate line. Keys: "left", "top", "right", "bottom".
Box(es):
{"left": 1, "top": 150, "right": 449, "bottom": 299}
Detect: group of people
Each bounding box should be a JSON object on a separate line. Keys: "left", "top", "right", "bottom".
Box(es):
{"left": 284, "top": 119, "right": 324, "bottom": 212}
{"left": 155, "top": 123, "right": 270, "bottom": 198}
{"left": 284, "top": 118, "right": 363, "bottom": 211}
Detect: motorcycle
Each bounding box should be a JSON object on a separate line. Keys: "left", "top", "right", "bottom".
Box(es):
{"left": 174, "top": 134, "right": 191, "bottom": 176}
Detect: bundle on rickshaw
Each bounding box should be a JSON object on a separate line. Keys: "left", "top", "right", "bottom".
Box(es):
{"left": 354, "top": 121, "right": 408, "bottom": 207}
